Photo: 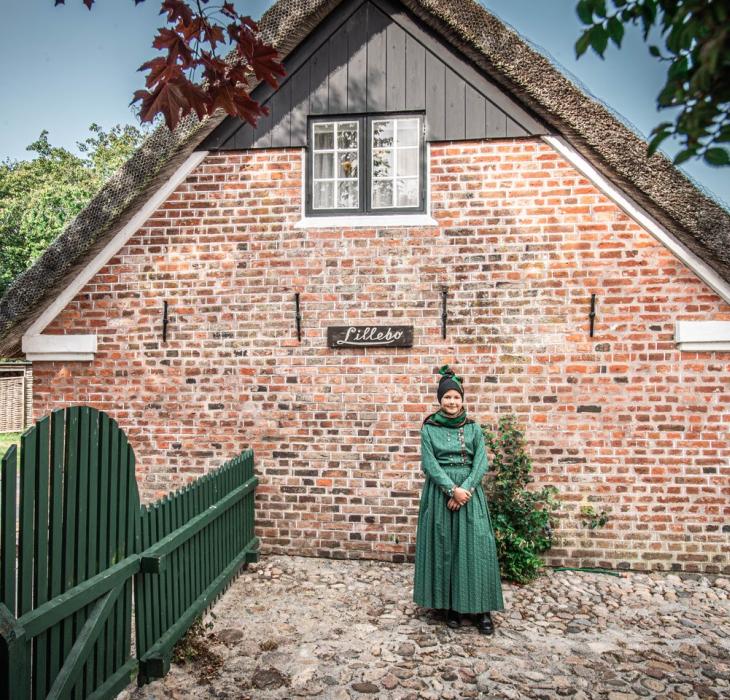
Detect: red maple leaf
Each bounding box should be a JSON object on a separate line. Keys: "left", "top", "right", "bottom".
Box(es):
{"left": 202, "top": 22, "right": 225, "bottom": 49}
{"left": 209, "top": 83, "right": 267, "bottom": 126}
{"left": 139, "top": 56, "right": 181, "bottom": 88}
{"left": 160, "top": 0, "right": 193, "bottom": 25}
{"left": 220, "top": 2, "right": 237, "bottom": 20}
{"left": 133, "top": 76, "right": 210, "bottom": 130}
{"left": 232, "top": 25, "right": 256, "bottom": 63}
{"left": 241, "top": 16, "right": 259, "bottom": 32}
{"left": 199, "top": 52, "right": 229, "bottom": 82}
{"left": 248, "top": 43, "right": 286, "bottom": 87}
{"left": 179, "top": 16, "right": 204, "bottom": 42}
{"left": 152, "top": 27, "right": 194, "bottom": 67}
{"left": 225, "top": 64, "right": 252, "bottom": 86}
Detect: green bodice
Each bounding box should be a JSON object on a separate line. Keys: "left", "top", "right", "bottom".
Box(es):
{"left": 419, "top": 421, "right": 489, "bottom": 496}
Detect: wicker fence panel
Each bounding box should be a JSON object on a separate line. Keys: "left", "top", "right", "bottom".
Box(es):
{"left": 0, "top": 375, "right": 25, "bottom": 433}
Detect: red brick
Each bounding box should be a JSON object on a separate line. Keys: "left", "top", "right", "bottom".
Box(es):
{"left": 34, "top": 141, "right": 730, "bottom": 573}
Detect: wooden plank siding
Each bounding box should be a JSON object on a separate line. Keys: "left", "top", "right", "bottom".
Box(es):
{"left": 199, "top": 0, "right": 545, "bottom": 152}
{"left": 346, "top": 7, "right": 368, "bottom": 112}
{"left": 366, "top": 3, "right": 388, "bottom": 113}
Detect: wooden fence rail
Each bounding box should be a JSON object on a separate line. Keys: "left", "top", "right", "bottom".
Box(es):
{"left": 0, "top": 407, "right": 258, "bottom": 699}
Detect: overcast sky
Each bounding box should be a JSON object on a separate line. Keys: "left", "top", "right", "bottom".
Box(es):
{"left": 1, "top": 0, "right": 727, "bottom": 205}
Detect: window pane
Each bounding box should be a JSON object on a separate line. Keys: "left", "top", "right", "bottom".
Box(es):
{"left": 338, "top": 151, "right": 358, "bottom": 178}
{"left": 314, "top": 123, "right": 334, "bottom": 150}
{"left": 369, "top": 117, "right": 422, "bottom": 210}
{"left": 397, "top": 119, "right": 420, "bottom": 146}
{"left": 396, "top": 178, "right": 418, "bottom": 207}
{"left": 314, "top": 153, "right": 334, "bottom": 179}
{"left": 338, "top": 124, "right": 358, "bottom": 150}
{"left": 398, "top": 148, "right": 419, "bottom": 177}
{"left": 372, "top": 180, "right": 394, "bottom": 209}
{"left": 372, "top": 149, "right": 393, "bottom": 178}
{"left": 337, "top": 180, "right": 359, "bottom": 208}
{"left": 372, "top": 120, "right": 394, "bottom": 148}
{"left": 311, "top": 120, "right": 360, "bottom": 211}
{"left": 313, "top": 181, "right": 334, "bottom": 209}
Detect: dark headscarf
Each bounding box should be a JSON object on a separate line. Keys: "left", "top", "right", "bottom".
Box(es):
{"left": 436, "top": 364, "right": 464, "bottom": 401}
{"left": 423, "top": 365, "right": 472, "bottom": 428}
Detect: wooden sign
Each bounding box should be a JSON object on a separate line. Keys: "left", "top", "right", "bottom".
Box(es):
{"left": 327, "top": 325, "right": 413, "bottom": 348}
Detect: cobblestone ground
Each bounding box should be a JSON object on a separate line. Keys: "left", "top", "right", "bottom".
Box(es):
{"left": 125, "top": 554, "right": 730, "bottom": 700}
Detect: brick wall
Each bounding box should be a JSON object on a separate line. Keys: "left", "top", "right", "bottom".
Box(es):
{"left": 35, "top": 139, "right": 730, "bottom": 573}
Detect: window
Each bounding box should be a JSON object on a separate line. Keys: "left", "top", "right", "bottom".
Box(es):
{"left": 306, "top": 114, "right": 425, "bottom": 216}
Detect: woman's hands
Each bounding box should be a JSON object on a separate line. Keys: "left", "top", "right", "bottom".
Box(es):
{"left": 447, "top": 487, "right": 471, "bottom": 511}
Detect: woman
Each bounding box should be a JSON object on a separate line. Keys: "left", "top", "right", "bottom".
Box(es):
{"left": 413, "top": 365, "right": 504, "bottom": 633}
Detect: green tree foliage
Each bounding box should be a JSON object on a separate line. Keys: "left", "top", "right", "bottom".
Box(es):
{"left": 575, "top": 0, "right": 730, "bottom": 166}
{"left": 0, "top": 124, "right": 146, "bottom": 297}
{"left": 483, "top": 415, "right": 561, "bottom": 584}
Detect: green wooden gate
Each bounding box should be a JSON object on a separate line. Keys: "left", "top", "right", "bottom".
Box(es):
{"left": 1, "top": 407, "right": 139, "bottom": 699}
{"left": 1, "top": 406, "right": 258, "bottom": 699}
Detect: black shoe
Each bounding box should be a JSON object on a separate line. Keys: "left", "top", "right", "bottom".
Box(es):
{"left": 446, "top": 609, "right": 462, "bottom": 628}
{"left": 476, "top": 612, "right": 494, "bottom": 635}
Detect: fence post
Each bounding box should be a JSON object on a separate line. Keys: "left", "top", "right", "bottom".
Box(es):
{"left": 0, "top": 603, "right": 30, "bottom": 700}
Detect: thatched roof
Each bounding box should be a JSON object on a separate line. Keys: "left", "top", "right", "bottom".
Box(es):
{"left": 1, "top": 0, "right": 728, "bottom": 356}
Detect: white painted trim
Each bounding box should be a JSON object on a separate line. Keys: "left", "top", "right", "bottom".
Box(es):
{"left": 296, "top": 143, "right": 436, "bottom": 229}
{"left": 675, "top": 320, "right": 730, "bottom": 341}
{"left": 26, "top": 150, "right": 209, "bottom": 337}
{"left": 542, "top": 135, "right": 730, "bottom": 305}
{"left": 295, "top": 213, "right": 437, "bottom": 229}
{"left": 22, "top": 334, "right": 97, "bottom": 362}
{"left": 676, "top": 343, "right": 730, "bottom": 352}
{"left": 25, "top": 353, "right": 96, "bottom": 362}
{"left": 23, "top": 334, "right": 97, "bottom": 353}
{"left": 675, "top": 321, "right": 730, "bottom": 352}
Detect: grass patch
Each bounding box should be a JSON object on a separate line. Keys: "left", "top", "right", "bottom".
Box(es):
{"left": 0, "top": 433, "right": 21, "bottom": 458}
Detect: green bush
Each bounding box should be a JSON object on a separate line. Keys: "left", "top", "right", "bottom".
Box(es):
{"left": 580, "top": 504, "right": 609, "bottom": 529}
{"left": 0, "top": 433, "right": 20, "bottom": 458}
{"left": 482, "top": 414, "right": 560, "bottom": 584}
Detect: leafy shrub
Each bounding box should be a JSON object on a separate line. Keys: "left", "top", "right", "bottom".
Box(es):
{"left": 580, "top": 504, "right": 609, "bottom": 529}
{"left": 482, "top": 414, "right": 560, "bottom": 584}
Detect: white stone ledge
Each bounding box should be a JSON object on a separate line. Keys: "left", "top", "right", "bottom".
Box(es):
{"left": 294, "top": 214, "right": 438, "bottom": 229}
{"left": 22, "top": 334, "right": 97, "bottom": 362}
{"left": 675, "top": 321, "right": 730, "bottom": 352}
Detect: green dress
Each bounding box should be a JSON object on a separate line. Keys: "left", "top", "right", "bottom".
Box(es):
{"left": 413, "top": 420, "right": 505, "bottom": 614}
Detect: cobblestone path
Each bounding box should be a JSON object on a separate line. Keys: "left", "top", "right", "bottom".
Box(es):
{"left": 126, "top": 554, "right": 730, "bottom": 699}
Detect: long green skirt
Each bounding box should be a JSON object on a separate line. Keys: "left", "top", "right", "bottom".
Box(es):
{"left": 413, "top": 465, "right": 505, "bottom": 613}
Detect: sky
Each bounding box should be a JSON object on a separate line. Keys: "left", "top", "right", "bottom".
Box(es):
{"left": 1, "top": 0, "right": 727, "bottom": 206}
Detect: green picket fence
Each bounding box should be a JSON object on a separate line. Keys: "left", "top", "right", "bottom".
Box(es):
{"left": 136, "top": 451, "right": 258, "bottom": 683}
{"left": 0, "top": 406, "right": 258, "bottom": 699}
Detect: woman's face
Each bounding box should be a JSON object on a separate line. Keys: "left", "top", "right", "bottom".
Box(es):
{"left": 440, "top": 389, "right": 463, "bottom": 416}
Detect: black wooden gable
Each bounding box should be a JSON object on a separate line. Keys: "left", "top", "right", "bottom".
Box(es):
{"left": 200, "top": 0, "right": 547, "bottom": 150}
